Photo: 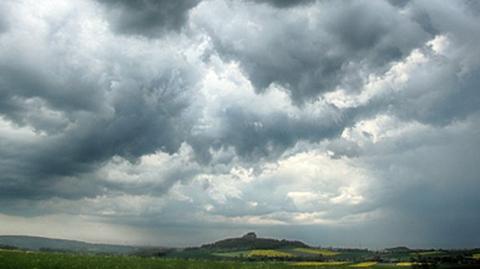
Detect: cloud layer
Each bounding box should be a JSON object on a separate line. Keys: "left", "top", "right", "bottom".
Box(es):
{"left": 97, "top": 0, "right": 201, "bottom": 37}
{"left": 0, "top": 0, "right": 479, "bottom": 248}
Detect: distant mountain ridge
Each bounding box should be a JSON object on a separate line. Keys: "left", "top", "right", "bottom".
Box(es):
{"left": 0, "top": 235, "right": 140, "bottom": 254}
{"left": 199, "top": 232, "right": 310, "bottom": 250}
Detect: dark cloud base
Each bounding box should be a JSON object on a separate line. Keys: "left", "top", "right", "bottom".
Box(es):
{"left": 97, "top": 0, "right": 201, "bottom": 37}
{"left": 249, "top": 0, "right": 315, "bottom": 8}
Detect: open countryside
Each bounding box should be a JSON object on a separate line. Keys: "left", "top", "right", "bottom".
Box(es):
{"left": 1, "top": 233, "right": 479, "bottom": 269}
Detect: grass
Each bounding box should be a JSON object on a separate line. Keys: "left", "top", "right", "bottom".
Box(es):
{"left": 213, "top": 248, "right": 340, "bottom": 259}
{"left": 0, "top": 249, "right": 392, "bottom": 269}
{"left": 349, "top": 262, "right": 378, "bottom": 267}
{"left": 473, "top": 253, "right": 480, "bottom": 260}
{"left": 416, "top": 251, "right": 443, "bottom": 256}
{"left": 293, "top": 248, "right": 340, "bottom": 256}
{"left": 213, "top": 250, "right": 251, "bottom": 257}
{"left": 2, "top": 248, "right": 479, "bottom": 269}
{"left": 214, "top": 249, "right": 294, "bottom": 258}
{"left": 0, "top": 249, "right": 295, "bottom": 269}
{"left": 249, "top": 249, "right": 295, "bottom": 258}
{"left": 291, "top": 261, "right": 349, "bottom": 266}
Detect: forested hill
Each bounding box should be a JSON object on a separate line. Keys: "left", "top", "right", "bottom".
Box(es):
{"left": 199, "top": 232, "right": 310, "bottom": 250}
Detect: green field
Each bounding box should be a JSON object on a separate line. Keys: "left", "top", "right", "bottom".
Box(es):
{"left": 213, "top": 250, "right": 251, "bottom": 258}
{"left": 213, "top": 248, "right": 337, "bottom": 258}
{"left": 1, "top": 249, "right": 479, "bottom": 269}
{"left": 416, "top": 251, "right": 444, "bottom": 256}
{"left": 292, "top": 248, "right": 340, "bottom": 256}
{"left": 213, "top": 249, "right": 294, "bottom": 258}
{"left": 292, "top": 261, "right": 349, "bottom": 267}
{"left": 1, "top": 249, "right": 291, "bottom": 269}
{"left": 0, "top": 249, "right": 395, "bottom": 269}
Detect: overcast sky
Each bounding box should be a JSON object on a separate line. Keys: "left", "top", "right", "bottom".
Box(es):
{"left": 0, "top": 0, "right": 479, "bottom": 249}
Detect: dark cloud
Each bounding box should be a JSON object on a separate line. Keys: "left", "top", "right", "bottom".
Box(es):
{"left": 465, "top": 0, "right": 480, "bottom": 15}
{"left": 387, "top": 0, "right": 410, "bottom": 8}
{"left": 248, "top": 0, "right": 315, "bottom": 8}
{"left": 389, "top": 66, "right": 480, "bottom": 125}
{"left": 189, "top": 104, "right": 344, "bottom": 163}
{"left": 351, "top": 1, "right": 480, "bottom": 126}
{"left": 0, "top": 67, "right": 198, "bottom": 199}
{"left": 0, "top": 19, "right": 7, "bottom": 34}
{"left": 0, "top": 1, "right": 202, "bottom": 200}
{"left": 97, "top": 0, "right": 201, "bottom": 37}
{"left": 196, "top": 0, "right": 429, "bottom": 104}
{"left": 0, "top": 2, "right": 10, "bottom": 34}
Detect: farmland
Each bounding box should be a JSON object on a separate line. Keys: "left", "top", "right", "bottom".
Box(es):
{"left": 213, "top": 249, "right": 294, "bottom": 258}
{"left": 0, "top": 249, "right": 377, "bottom": 269}
{"left": 292, "top": 248, "right": 340, "bottom": 256}
{"left": 0, "top": 249, "right": 291, "bottom": 269}
{"left": 213, "top": 248, "right": 336, "bottom": 259}
{"left": 291, "top": 261, "right": 349, "bottom": 267}
{"left": 2, "top": 249, "right": 480, "bottom": 269}
{"left": 350, "top": 262, "right": 378, "bottom": 268}
{"left": 1, "top": 233, "right": 479, "bottom": 269}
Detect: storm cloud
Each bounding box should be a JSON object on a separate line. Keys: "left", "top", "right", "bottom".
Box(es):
{"left": 249, "top": 0, "right": 316, "bottom": 8}
{"left": 0, "top": 0, "right": 479, "bottom": 248}
{"left": 96, "top": 0, "right": 201, "bottom": 37}
{"left": 195, "top": 0, "right": 429, "bottom": 103}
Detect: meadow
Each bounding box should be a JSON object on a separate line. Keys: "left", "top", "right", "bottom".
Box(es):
{"left": 0, "top": 249, "right": 290, "bottom": 269}
{"left": 0, "top": 249, "right": 398, "bottom": 269}
{"left": 292, "top": 248, "right": 340, "bottom": 256}
{"left": 212, "top": 248, "right": 340, "bottom": 259}
{"left": 1, "top": 249, "right": 479, "bottom": 269}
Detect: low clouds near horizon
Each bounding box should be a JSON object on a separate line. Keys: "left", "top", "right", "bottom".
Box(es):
{"left": 0, "top": 0, "right": 479, "bottom": 248}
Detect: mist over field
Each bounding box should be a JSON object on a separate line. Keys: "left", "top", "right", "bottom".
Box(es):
{"left": 0, "top": 0, "right": 479, "bottom": 249}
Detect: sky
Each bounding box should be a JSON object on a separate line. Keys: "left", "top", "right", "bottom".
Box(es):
{"left": 0, "top": 0, "right": 479, "bottom": 249}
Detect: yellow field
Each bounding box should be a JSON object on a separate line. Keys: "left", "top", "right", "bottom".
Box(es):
{"left": 349, "top": 262, "right": 378, "bottom": 267}
{"left": 396, "top": 262, "right": 416, "bottom": 267}
{"left": 214, "top": 249, "right": 294, "bottom": 258}
{"left": 292, "top": 261, "right": 348, "bottom": 266}
{"left": 248, "top": 249, "right": 294, "bottom": 258}
{"left": 294, "top": 248, "right": 340, "bottom": 256}
{"left": 473, "top": 253, "right": 480, "bottom": 260}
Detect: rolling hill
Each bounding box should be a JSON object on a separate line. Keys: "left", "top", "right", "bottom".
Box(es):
{"left": 199, "top": 232, "right": 310, "bottom": 250}
{"left": 0, "top": 235, "right": 140, "bottom": 254}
